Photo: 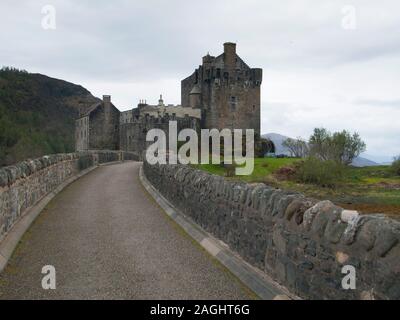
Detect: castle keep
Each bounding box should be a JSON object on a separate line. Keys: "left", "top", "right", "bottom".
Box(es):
{"left": 182, "top": 42, "right": 262, "bottom": 136}
{"left": 75, "top": 43, "right": 262, "bottom": 153}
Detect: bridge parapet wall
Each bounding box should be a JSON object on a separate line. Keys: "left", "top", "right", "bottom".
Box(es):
{"left": 143, "top": 161, "right": 400, "bottom": 300}
{"left": 0, "top": 151, "right": 139, "bottom": 244}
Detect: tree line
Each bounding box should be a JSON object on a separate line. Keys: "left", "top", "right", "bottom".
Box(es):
{"left": 282, "top": 128, "right": 366, "bottom": 165}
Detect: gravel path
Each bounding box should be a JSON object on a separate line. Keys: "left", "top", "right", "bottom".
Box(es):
{"left": 0, "top": 162, "right": 253, "bottom": 299}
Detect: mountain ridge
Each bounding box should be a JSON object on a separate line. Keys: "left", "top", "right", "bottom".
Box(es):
{"left": 0, "top": 67, "right": 100, "bottom": 166}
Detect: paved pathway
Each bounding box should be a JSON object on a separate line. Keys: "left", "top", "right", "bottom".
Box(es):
{"left": 0, "top": 162, "right": 253, "bottom": 299}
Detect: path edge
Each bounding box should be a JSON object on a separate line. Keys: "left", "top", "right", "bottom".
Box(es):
{"left": 139, "top": 164, "right": 298, "bottom": 300}
{"left": 0, "top": 161, "right": 124, "bottom": 273}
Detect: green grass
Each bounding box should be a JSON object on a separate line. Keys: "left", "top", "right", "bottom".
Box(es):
{"left": 193, "top": 158, "right": 299, "bottom": 182}
{"left": 193, "top": 158, "right": 400, "bottom": 216}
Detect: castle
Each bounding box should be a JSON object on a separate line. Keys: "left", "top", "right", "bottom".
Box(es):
{"left": 75, "top": 43, "right": 262, "bottom": 154}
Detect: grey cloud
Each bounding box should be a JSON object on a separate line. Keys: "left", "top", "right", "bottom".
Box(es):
{"left": 1, "top": 0, "right": 399, "bottom": 158}
{"left": 355, "top": 99, "right": 400, "bottom": 108}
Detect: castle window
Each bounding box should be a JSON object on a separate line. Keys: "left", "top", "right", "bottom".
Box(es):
{"left": 216, "top": 69, "right": 221, "bottom": 78}
{"left": 230, "top": 96, "right": 237, "bottom": 111}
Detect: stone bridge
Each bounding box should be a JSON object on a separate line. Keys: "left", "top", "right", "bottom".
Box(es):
{"left": 0, "top": 152, "right": 279, "bottom": 299}
{"left": 0, "top": 151, "right": 399, "bottom": 300}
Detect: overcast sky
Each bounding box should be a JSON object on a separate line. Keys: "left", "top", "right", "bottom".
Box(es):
{"left": 1, "top": 0, "right": 399, "bottom": 162}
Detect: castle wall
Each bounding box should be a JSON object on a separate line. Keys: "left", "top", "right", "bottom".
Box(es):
{"left": 181, "top": 72, "right": 197, "bottom": 108}
{"left": 88, "top": 104, "right": 120, "bottom": 150}
{"left": 204, "top": 75, "right": 261, "bottom": 135}
{"left": 120, "top": 110, "right": 133, "bottom": 124}
{"left": 75, "top": 116, "right": 89, "bottom": 151}
{"left": 138, "top": 104, "right": 201, "bottom": 120}
{"left": 120, "top": 116, "right": 201, "bottom": 155}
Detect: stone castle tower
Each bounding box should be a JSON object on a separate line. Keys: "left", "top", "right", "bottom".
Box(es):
{"left": 181, "top": 42, "right": 262, "bottom": 136}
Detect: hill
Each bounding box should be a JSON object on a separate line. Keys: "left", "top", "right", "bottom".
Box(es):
{"left": 0, "top": 67, "right": 100, "bottom": 166}
{"left": 262, "top": 132, "right": 379, "bottom": 167}
{"left": 262, "top": 133, "right": 292, "bottom": 156}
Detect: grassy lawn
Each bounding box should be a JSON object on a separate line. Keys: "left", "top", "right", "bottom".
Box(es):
{"left": 193, "top": 158, "right": 400, "bottom": 217}
{"left": 193, "top": 158, "right": 299, "bottom": 182}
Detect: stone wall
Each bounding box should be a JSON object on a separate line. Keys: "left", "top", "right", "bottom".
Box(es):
{"left": 120, "top": 117, "right": 201, "bottom": 156}
{"left": 143, "top": 162, "right": 400, "bottom": 300}
{"left": 88, "top": 103, "right": 120, "bottom": 150}
{"left": 0, "top": 151, "right": 138, "bottom": 243}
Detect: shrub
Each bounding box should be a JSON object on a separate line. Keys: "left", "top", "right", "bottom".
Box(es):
{"left": 392, "top": 156, "right": 400, "bottom": 176}
{"left": 295, "top": 157, "right": 345, "bottom": 187}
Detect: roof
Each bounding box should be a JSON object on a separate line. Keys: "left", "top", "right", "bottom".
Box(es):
{"left": 79, "top": 101, "right": 102, "bottom": 118}
{"left": 78, "top": 100, "right": 119, "bottom": 118}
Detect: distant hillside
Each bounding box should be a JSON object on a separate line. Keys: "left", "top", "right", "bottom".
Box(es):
{"left": 0, "top": 67, "right": 100, "bottom": 166}
{"left": 350, "top": 156, "right": 378, "bottom": 167}
{"left": 262, "top": 132, "right": 379, "bottom": 167}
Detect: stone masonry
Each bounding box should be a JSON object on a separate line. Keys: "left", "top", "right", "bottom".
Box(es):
{"left": 181, "top": 42, "right": 262, "bottom": 136}
{"left": 143, "top": 161, "right": 400, "bottom": 300}
{"left": 75, "top": 95, "right": 120, "bottom": 151}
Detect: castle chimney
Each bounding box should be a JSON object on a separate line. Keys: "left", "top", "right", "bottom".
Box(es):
{"left": 103, "top": 95, "right": 111, "bottom": 120}
{"left": 223, "top": 42, "right": 236, "bottom": 69}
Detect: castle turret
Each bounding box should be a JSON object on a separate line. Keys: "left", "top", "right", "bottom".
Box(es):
{"left": 158, "top": 94, "right": 164, "bottom": 106}
{"left": 202, "top": 53, "right": 215, "bottom": 65}
{"left": 223, "top": 42, "right": 236, "bottom": 69}
{"left": 189, "top": 84, "right": 201, "bottom": 109}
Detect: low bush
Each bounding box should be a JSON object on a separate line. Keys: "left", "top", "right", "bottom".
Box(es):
{"left": 295, "top": 157, "right": 345, "bottom": 187}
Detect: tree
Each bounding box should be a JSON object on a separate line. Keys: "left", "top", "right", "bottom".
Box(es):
{"left": 308, "top": 128, "right": 331, "bottom": 161}
{"left": 308, "top": 128, "right": 366, "bottom": 165}
{"left": 392, "top": 155, "right": 400, "bottom": 176}
{"left": 282, "top": 137, "right": 309, "bottom": 158}
{"left": 330, "top": 130, "right": 366, "bottom": 165}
